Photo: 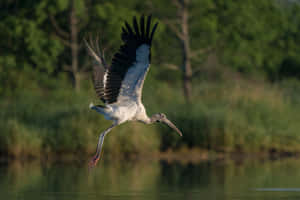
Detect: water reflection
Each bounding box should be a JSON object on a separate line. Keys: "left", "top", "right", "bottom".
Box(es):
{"left": 1, "top": 158, "right": 300, "bottom": 199}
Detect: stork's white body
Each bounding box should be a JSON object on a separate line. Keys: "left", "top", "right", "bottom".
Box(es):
{"left": 92, "top": 101, "right": 149, "bottom": 124}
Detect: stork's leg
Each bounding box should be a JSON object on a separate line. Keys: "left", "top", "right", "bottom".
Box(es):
{"left": 89, "top": 124, "right": 116, "bottom": 169}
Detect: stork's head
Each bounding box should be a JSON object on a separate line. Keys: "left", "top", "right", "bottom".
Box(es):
{"left": 151, "top": 113, "right": 182, "bottom": 136}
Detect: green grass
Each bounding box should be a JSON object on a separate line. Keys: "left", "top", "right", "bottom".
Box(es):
{"left": 0, "top": 88, "right": 160, "bottom": 159}
{"left": 1, "top": 67, "right": 300, "bottom": 159}
{"left": 158, "top": 71, "right": 300, "bottom": 154}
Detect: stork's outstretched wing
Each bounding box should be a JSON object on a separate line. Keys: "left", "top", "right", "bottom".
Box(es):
{"left": 86, "top": 15, "right": 158, "bottom": 104}
{"left": 84, "top": 37, "right": 107, "bottom": 103}
{"left": 106, "top": 15, "right": 158, "bottom": 104}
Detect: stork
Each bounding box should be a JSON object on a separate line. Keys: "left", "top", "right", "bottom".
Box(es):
{"left": 85, "top": 15, "right": 182, "bottom": 168}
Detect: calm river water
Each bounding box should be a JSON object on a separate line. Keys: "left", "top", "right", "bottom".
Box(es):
{"left": 1, "top": 158, "right": 300, "bottom": 200}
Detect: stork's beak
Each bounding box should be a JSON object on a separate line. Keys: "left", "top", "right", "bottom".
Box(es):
{"left": 161, "top": 118, "right": 183, "bottom": 136}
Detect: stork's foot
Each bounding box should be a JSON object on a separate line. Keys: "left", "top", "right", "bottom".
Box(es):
{"left": 88, "top": 155, "right": 100, "bottom": 170}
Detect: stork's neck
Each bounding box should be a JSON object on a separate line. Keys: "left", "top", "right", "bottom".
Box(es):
{"left": 135, "top": 103, "right": 153, "bottom": 124}
{"left": 138, "top": 113, "right": 162, "bottom": 124}
{"left": 137, "top": 114, "right": 155, "bottom": 124}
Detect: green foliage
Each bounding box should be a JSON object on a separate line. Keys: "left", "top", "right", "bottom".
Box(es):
{"left": 216, "top": 0, "right": 300, "bottom": 78}
{"left": 0, "top": 1, "right": 64, "bottom": 95}
{"left": 1, "top": 0, "right": 299, "bottom": 94}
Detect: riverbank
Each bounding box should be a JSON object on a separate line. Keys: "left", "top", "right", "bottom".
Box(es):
{"left": 1, "top": 146, "right": 300, "bottom": 167}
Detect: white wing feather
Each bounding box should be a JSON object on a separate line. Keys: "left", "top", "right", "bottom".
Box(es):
{"left": 117, "top": 44, "right": 150, "bottom": 103}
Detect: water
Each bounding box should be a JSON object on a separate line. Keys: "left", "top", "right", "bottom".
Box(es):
{"left": 1, "top": 158, "right": 300, "bottom": 200}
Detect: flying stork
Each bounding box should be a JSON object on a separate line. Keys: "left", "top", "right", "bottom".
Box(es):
{"left": 85, "top": 15, "right": 182, "bottom": 168}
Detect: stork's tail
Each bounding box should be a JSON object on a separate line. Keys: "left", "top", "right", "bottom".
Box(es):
{"left": 89, "top": 103, "right": 110, "bottom": 117}
{"left": 89, "top": 102, "right": 95, "bottom": 109}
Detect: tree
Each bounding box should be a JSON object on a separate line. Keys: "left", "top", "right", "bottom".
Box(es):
{"left": 151, "top": 0, "right": 217, "bottom": 102}
{"left": 47, "top": 0, "right": 142, "bottom": 91}
{"left": 167, "top": 0, "right": 193, "bottom": 101}
{"left": 47, "top": 0, "right": 90, "bottom": 91}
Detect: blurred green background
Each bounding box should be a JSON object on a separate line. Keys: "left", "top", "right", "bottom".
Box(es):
{"left": 1, "top": 0, "right": 300, "bottom": 161}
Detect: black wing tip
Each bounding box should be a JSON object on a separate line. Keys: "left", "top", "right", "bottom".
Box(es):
{"left": 150, "top": 22, "right": 159, "bottom": 43}
{"left": 121, "top": 14, "right": 158, "bottom": 45}
{"left": 132, "top": 16, "right": 140, "bottom": 37}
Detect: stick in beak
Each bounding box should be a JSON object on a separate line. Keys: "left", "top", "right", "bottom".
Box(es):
{"left": 161, "top": 117, "right": 183, "bottom": 136}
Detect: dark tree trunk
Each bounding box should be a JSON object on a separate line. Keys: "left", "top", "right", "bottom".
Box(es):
{"left": 70, "top": 0, "right": 80, "bottom": 91}
{"left": 179, "top": 0, "right": 192, "bottom": 102}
